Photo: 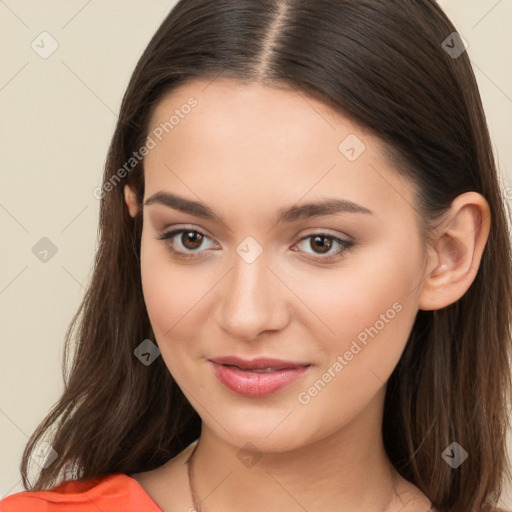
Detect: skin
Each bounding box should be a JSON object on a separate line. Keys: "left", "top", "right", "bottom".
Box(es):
{"left": 124, "top": 78, "right": 490, "bottom": 512}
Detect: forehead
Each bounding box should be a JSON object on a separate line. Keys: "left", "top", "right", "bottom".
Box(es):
{"left": 143, "top": 78, "right": 419, "bottom": 224}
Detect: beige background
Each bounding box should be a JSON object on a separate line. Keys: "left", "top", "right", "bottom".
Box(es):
{"left": 1, "top": 0, "right": 511, "bottom": 507}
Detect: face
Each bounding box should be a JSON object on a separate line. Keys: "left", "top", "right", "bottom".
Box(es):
{"left": 125, "top": 78, "right": 430, "bottom": 453}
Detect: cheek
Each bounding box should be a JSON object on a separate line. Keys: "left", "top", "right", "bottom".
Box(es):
{"left": 291, "top": 257, "right": 420, "bottom": 429}
{"left": 139, "top": 236, "right": 218, "bottom": 376}
{"left": 293, "top": 233, "right": 422, "bottom": 367}
{"left": 140, "top": 231, "right": 211, "bottom": 327}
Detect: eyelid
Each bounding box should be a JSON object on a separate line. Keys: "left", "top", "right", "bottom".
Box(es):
{"left": 156, "top": 223, "right": 215, "bottom": 239}
{"left": 297, "top": 227, "right": 353, "bottom": 242}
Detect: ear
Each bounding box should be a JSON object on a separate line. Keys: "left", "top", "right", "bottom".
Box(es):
{"left": 124, "top": 185, "right": 140, "bottom": 218}
{"left": 418, "top": 192, "right": 491, "bottom": 311}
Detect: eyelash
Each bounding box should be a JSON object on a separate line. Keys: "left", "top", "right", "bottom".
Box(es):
{"left": 155, "top": 227, "right": 355, "bottom": 263}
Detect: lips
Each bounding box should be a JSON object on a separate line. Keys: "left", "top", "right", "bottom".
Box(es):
{"left": 210, "top": 355, "right": 309, "bottom": 370}
{"left": 208, "top": 356, "right": 311, "bottom": 397}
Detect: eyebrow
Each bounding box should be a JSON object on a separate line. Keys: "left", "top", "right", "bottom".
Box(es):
{"left": 143, "top": 191, "right": 374, "bottom": 224}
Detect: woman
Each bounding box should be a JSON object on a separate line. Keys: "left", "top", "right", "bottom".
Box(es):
{"left": 2, "top": 1, "right": 511, "bottom": 511}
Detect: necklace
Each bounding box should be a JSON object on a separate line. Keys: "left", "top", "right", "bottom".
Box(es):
{"left": 186, "top": 443, "right": 202, "bottom": 512}
{"left": 185, "top": 443, "right": 433, "bottom": 512}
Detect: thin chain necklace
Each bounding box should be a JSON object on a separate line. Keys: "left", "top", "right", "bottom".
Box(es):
{"left": 186, "top": 443, "right": 202, "bottom": 512}
{"left": 185, "top": 443, "right": 433, "bottom": 512}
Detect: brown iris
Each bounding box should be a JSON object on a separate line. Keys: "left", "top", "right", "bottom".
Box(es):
{"left": 181, "top": 231, "right": 204, "bottom": 250}
{"left": 309, "top": 235, "right": 333, "bottom": 254}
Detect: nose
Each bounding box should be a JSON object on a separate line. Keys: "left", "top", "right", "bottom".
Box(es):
{"left": 217, "top": 249, "right": 290, "bottom": 342}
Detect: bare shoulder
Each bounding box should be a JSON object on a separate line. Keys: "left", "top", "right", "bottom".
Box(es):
{"left": 130, "top": 440, "right": 198, "bottom": 510}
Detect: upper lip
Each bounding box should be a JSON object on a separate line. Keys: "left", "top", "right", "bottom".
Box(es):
{"left": 209, "top": 356, "right": 310, "bottom": 370}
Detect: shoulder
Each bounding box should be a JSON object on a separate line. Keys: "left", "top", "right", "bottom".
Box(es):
{"left": 0, "top": 473, "right": 162, "bottom": 512}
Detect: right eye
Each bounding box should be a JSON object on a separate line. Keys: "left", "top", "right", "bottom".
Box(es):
{"left": 155, "top": 228, "right": 217, "bottom": 260}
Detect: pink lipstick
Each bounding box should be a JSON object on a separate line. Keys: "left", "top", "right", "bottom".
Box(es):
{"left": 208, "top": 356, "right": 311, "bottom": 397}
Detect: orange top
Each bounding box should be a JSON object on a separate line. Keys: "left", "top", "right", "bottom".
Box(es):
{"left": 0, "top": 473, "right": 163, "bottom": 512}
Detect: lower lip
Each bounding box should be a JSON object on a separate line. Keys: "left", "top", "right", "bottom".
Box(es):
{"left": 210, "top": 361, "right": 311, "bottom": 397}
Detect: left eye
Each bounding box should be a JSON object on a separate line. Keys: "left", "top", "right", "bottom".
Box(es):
{"left": 292, "top": 233, "right": 354, "bottom": 262}
{"left": 155, "top": 229, "right": 354, "bottom": 262}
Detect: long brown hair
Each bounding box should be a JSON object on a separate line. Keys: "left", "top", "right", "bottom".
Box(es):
{"left": 19, "top": 1, "right": 512, "bottom": 511}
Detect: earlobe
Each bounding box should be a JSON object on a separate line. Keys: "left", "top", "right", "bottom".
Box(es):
{"left": 124, "top": 185, "right": 140, "bottom": 218}
{"left": 418, "top": 192, "right": 491, "bottom": 311}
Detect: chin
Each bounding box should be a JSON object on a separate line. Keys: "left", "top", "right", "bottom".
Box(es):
{"left": 201, "top": 407, "right": 331, "bottom": 455}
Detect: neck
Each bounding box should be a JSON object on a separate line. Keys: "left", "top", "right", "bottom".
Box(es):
{"left": 187, "top": 390, "right": 426, "bottom": 512}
